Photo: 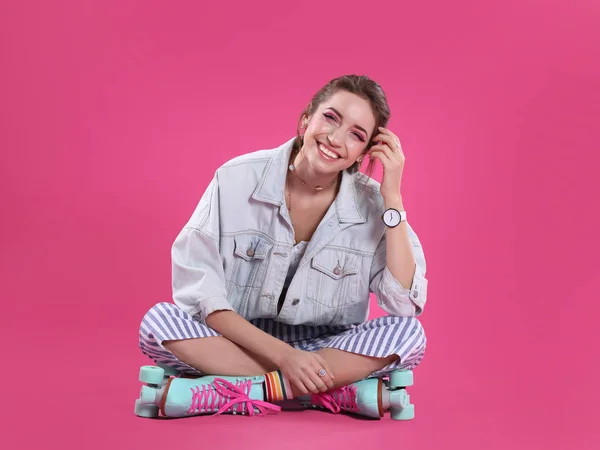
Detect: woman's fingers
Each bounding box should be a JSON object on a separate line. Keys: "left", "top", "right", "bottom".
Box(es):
{"left": 372, "top": 134, "right": 395, "bottom": 149}
{"left": 291, "top": 376, "right": 309, "bottom": 396}
{"left": 313, "top": 354, "right": 335, "bottom": 390}
{"left": 369, "top": 148, "right": 392, "bottom": 167}
{"left": 301, "top": 365, "right": 326, "bottom": 393}
{"left": 374, "top": 127, "right": 402, "bottom": 151}
{"left": 302, "top": 373, "right": 321, "bottom": 394}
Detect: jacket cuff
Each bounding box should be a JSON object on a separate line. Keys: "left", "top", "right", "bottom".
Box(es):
{"left": 382, "top": 265, "right": 427, "bottom": 313}
{"left": 187, "top": 296, "right": 234, "bottom": 322}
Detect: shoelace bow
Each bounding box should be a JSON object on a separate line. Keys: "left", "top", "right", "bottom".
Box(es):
{"left": 188, "top": 378, "right": 281, "bottom": 416}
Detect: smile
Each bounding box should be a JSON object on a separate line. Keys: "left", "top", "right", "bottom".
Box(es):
{"left": 317, "top": 142, "right": 341, "bottom": 159}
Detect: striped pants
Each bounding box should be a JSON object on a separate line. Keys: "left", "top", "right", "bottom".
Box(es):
{"left": 139, "top": 302, "right": 427, "bottom": 378}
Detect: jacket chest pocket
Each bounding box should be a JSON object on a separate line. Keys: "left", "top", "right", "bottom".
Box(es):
{"left": 306, "top": 248, "right": 360, "bottom": 308}
{"left": 229, "top": 233, "right": 273, "bottom": 288}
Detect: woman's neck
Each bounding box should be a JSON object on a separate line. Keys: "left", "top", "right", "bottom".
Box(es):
{"left": 289, "top": 148, "right": 340, "bottom": 194}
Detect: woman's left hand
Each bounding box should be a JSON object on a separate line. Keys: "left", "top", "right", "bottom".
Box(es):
{"left": 368, "top": 126, "right": 405, "bottom": 201}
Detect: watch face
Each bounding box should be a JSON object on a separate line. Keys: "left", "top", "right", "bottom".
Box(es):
{"left": 383, "top": 209, "right": 401, "bottom": 227}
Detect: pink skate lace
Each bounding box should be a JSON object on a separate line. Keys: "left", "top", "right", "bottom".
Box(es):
{"left": 311, "top": 384, "right": 359, "bottom": 414}
{"left": 188, "top": 378, "right": 281, "bottom": 416}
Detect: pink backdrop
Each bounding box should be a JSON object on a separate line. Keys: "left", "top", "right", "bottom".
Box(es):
{"left": 2, "top": 1, "right": 599, "bottom": 449}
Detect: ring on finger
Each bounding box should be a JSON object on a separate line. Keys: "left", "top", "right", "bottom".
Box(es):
{"left": 318, "top": 368, "right": 326, "bottom": 377}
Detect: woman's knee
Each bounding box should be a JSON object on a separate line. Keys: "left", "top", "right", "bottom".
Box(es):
{"left": 140, "top": 302, "right": 190, "bottom": 332}
{"left": 401, "top": 317, "right": 426, "bottom": 364}
{"left": 409, "top": 316, "right": 426, "bottom": 341}
{"left": 386, "top": 316, "right": 427, "bottom": 356}
{"left": 386, "top": 315, "right": 425, "bottom": 334}
{"left": 142, "top": 302, "right": 183, "bottom": 321}
{"left": 139, "top": 303, "right": 183, "bottom": 347}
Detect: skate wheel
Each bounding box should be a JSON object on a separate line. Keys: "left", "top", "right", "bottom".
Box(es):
{"left": 139, "top": 385, "right": 158, "bottom": 405}
{"left": 391, "top": 404, "right": 415, "bottom": 421}
{"left": 139, "top": 365, "right": 165, "bottom": 385}
{"left": 134, "top": 399, "right": 159, "bottom": 418}
{"left": 389, "top": 370, "right": 414, "bottom": 388}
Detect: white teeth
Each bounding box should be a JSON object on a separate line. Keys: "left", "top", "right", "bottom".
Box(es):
{"left": 318, "top": 143, "right": 339, "bottom": 159}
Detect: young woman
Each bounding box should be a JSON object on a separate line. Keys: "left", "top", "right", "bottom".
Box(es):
{"left": 137, "top": 75, "right": 428, "bottom": 419}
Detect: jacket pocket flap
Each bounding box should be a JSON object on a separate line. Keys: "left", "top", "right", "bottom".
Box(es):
{"left": 234, "top": 233, "right": 273, "bottom": 261}
{"left": 311, "top": 249, "right": 359, "bottom": 280}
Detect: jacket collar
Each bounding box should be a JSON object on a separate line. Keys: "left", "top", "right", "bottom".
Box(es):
{"left": 252, "top": 137, "right": 366, "bottom": 224}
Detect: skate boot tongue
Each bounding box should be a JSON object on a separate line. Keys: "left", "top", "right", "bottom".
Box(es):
{"left": 189, "top": 378, "right": 281, "bottom": 416}
{"left": 311, "top": 385, "right": 359, "bottom": 414}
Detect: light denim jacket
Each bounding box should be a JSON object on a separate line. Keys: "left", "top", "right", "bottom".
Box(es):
{"left": 171, "top": 137, "right": 428, "bottom": 326}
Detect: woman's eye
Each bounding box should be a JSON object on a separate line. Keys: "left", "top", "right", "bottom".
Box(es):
{"left": 324, "top": 113, "right": 364, "bottom": 141}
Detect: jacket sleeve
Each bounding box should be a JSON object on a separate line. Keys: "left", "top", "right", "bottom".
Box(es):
{"left": 369, "top": 222, "right": 428, "bottom": 317}
{"left": 171, "top": 172, "right": 234, "bottom": 320}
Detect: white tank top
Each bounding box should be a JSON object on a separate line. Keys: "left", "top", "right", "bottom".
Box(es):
{"left": 283, "top": 240, "right": 308, "bottom": 288}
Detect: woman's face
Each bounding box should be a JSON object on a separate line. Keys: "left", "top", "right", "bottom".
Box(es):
{"left": 301, "top": 90, "right": 376, "bottom": 175}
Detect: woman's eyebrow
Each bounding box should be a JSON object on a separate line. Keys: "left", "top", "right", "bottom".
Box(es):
{"left": 327, "top": 107, "right": 368, "bottom": 136}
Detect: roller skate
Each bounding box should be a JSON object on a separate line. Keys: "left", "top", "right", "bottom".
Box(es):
{"left": 301, "top": 370, "right": 415, "bottom": 420}
{"left": 134, "top": 365, "right": 281, "bottom": 418}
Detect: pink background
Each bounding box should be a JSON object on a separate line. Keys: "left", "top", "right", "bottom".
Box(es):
{"left": 1, "top": 1, "right": 599, "bottom": 449}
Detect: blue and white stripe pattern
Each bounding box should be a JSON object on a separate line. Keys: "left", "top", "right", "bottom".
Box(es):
{"left": 139, "top": 302, "right": 426, "bottom": 377}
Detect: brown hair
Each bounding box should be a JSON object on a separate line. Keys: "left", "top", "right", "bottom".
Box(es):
{"left": 294, "top": 74, "right": 391, "bottom": 180}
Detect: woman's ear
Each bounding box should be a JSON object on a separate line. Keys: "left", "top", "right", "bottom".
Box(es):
{"left": 301, "top": 113, "right": 310, "bottom": 128}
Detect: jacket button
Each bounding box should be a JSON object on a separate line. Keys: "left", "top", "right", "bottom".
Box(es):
{"left": 413, "top": 291, "right": 419, "bottom": 298}
{"left": 292, "top": 298, "right": 300, "bottom": 306}
{"left": 333, "top": 267, "right": 342, "bottom": 276}
{"left": 246, "top": 248, "right": 255, "bottom": 257}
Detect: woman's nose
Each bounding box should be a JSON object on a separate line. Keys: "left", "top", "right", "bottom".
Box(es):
{"left": 327, "top": 133, "right": 341, "bottom": 147}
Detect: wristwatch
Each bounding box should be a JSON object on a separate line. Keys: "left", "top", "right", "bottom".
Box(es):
{"left": 382, "top": 208, "right": 406, "bottom": 228}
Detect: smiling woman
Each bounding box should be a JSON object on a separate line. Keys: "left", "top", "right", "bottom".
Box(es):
{"left": 136, "top": 75, "right": 428, "bottom": 421}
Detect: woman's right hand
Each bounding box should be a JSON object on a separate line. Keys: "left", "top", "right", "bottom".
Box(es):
{"left": 277, "top": 348, "right": 335, "bottom": 396}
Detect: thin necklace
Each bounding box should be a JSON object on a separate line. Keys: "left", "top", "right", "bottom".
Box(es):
{"left": 288, "top": 149, "right": 338, "bottom": 191}
{"left": 285, "top": 175, "right": 294, "bottom": 215}
{"left": 285, "top": 166, "right": 339, "bottom": 216}
{"left": 286, "top": 155, "right": 338, "bottom": 245}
